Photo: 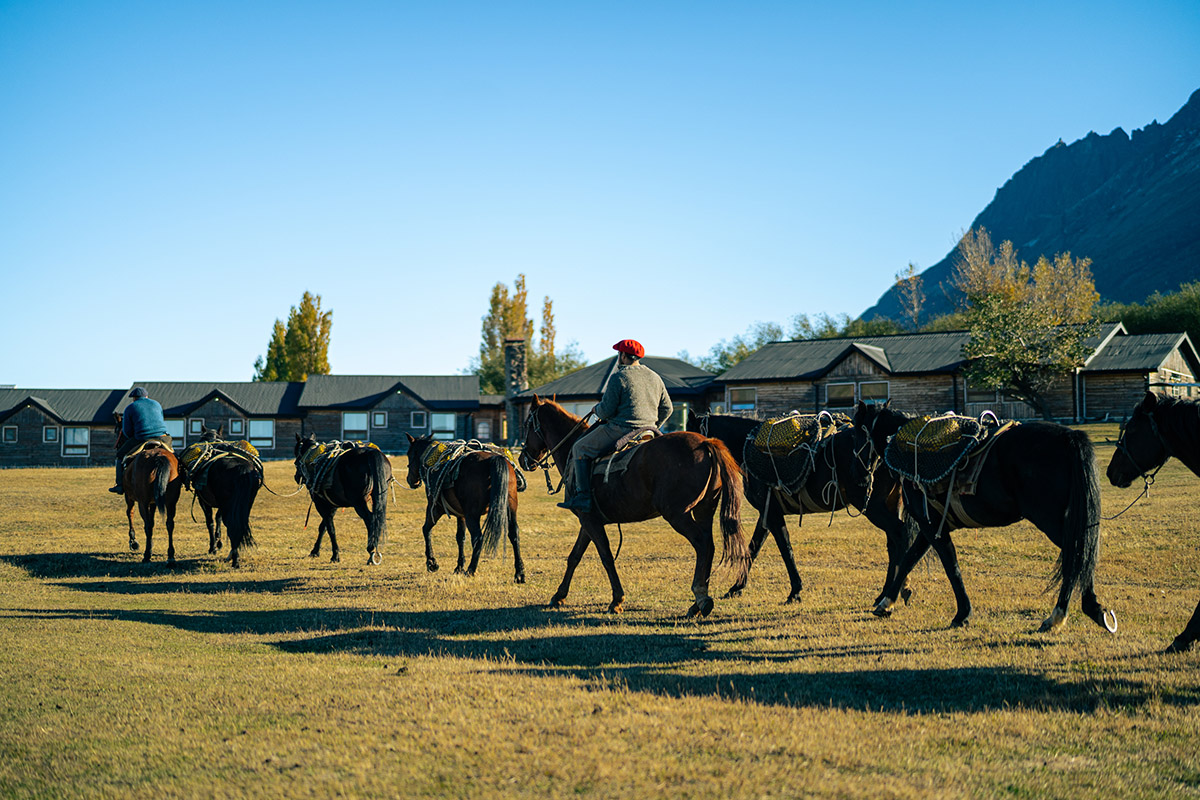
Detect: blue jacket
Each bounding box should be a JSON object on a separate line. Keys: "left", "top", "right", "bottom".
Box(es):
{"left": 123, "top": 398, "right": 168, "bottom": 439}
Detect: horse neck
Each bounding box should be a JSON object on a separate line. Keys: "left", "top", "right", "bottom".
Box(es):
{"left": 541, "top": 409, "right": 585, "bottom": 473}
{"left": 1158, "top": 399, "right": 1200, "bottom": 477}
{"left": 706, "top": 416, "right": 757, "bottom": 451}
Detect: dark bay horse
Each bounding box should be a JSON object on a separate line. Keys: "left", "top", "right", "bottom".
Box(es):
{"left": 687, "top": 413, "right": 919, "bottom": 604}
{"left": 114, "top": 418, "right": 183, "bottom": 564}
{"left": 1108, "top": 390, "right": 1200, "bottom": 652}
{"left": 518, "top": 396, "right": 749, "bottom": 617}
{"left": 294, "top": 434, "right": 392, "bottom": 565}
{"left": 180, "top": 425, "right": 262, "bottom": 568}
{"left": 853, "top": 402, "right": 1116, "bottom": 633}
{"left": 404, "top": 434, "right": 525, "bottom": 582}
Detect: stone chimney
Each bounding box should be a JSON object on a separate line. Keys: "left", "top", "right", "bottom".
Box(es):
{"left": 503, "top": 338, "right": 528, "bottom": 445}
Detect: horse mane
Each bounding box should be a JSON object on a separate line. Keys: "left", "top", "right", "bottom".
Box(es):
{"left": 537, "top": 397, "right": 582, "bottom": 424}
{"left": 1150, "top": 394, "right": 1200, "bottom": 475}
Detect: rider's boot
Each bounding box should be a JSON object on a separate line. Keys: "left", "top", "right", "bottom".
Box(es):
{"left": 557, "top": 458, "right": 593, "bottom": 513}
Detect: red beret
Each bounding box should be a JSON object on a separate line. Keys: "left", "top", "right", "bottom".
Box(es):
{"left": 612, "top": 339, "right": 644, "bottom": 359}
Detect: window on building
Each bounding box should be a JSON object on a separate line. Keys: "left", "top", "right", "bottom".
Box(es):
{"left": 825, "top": 383, "right": 855, "bottom": 408}
{"left": 476, "top": 420, "right": 491, "bottom": 441}
{"left": 729, "top": 388, "right": 756, "bottom": 413}
{"left": 411, "top": 411, "right": 427, "bottom": 429}
{"left": 372, "top": 411, "right": 388, "bottom": 428}
{"left": 859, "top": 381, "right": 890, "bottom": 405}
{"left": 342, "top": 412, "right": 369, "bottom": 440}
{"left": 62, "top": 426, "right": 89, "bottom": 456}
{"left": 164, "top": 419, "right": 185, "bottom": 444}
{"left": 189, "top": 418, "right": 204, "bottom": 435}
{"left": 431, "top": 412, "right": 456, "bottom": 440}
{"left": 43, "top": 426, "right": 59, "bottom": 443}
{"left": 228, "top": 418, "right": 245, "bottom": 436}
{"left": 248, "top": 419, "right": 274, "bottom": 449}
{"left": 2, "top": 426, "right": 16, "bottom": 444}
{"left": 965, "top": 381, "right": 999, "bottom": 404}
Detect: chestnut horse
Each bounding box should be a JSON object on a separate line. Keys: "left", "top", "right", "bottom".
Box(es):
{"left": 1107, "top": 391, "right": 1200, "bottom": 652}
{"left": 114, "top": 416, "right": 183, "bottom": 564}
{"left": 518, "top": 396, "right": 748, "bottom": 617}
{"left": 404, "top": 434, "right": 525, "bottom": 582}
{"left": 853, "top": 401, "right": 1116, "bottom": 633}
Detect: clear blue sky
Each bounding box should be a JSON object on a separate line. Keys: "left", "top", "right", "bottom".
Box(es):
{"left": 3, "top": 1, "right": 1198, "bottom": 388}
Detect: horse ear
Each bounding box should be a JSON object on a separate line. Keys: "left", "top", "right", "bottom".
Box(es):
{"left": 406, "top": 433, "right": 415, "bottom": 443}
{"left": 217, "top": 425, "right": 224, "bottom": 437}
{"left": 295, "top": 432, "right": 302, "bottom": 443}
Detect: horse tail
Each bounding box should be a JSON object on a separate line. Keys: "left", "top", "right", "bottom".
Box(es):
{"left": 705, "top": 438, "right": 749, "bottom": 579}
{"left": 151, "top": 453, "right": 172, "bottom": 518}
{"left": 1051, "top": 429, "right": 1101, "bottom": 601}
{"left": 367, "top": 451, "right": 390, "bottom": 548}
{"left": 481, "top": 455, "right": 511, "bottom": 556}
{"left": 223, "top": 469, "right": 259, "bottom": 551}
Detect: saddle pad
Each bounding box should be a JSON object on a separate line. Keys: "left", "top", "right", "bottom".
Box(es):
{"left": 751, "top": 413, "right": 832, "bottom": 456}
{"left": 885, "top": 413, "right": 987, "bottom": 486}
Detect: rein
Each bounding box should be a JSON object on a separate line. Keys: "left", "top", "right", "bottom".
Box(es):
{"left": 1103, "top": 411, "right": 1170, "bottom": 520}
{"left": 525, "top": 409, "right": 593, "bottom": 494}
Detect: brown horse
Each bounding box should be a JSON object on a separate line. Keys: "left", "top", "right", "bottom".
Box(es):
{"left": 518, "top": 396, "right": 749, "bottom": 617}
{"left": 114, "top": 417, "right": 184, "bottom": 564}
{"left": 404, "top": 434, "right": 525, "bottom": 582}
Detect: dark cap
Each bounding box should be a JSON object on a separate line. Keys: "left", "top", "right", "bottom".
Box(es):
{"left": 129, "top": 387, "right": 148, "bottom": 398}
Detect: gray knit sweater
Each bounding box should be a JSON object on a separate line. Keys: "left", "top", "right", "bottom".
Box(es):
{"left": 594, "top": 363, "right": 673, "bottom": 430}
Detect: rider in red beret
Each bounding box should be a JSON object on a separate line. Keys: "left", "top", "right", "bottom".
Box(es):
{"left": 557, "top": 339, "right": 672, "bottom": 513}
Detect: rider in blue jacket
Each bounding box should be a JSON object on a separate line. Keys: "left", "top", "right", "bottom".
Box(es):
{"left": 110, "top": 387, "right": 172, "bottom": 493}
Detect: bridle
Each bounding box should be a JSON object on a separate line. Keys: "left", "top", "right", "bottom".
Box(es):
{"left": 1103, "top": 408, "right": 1172, "bottom": 519}
{"left": 519, "top": 405, "right": 593, "bottom": 493}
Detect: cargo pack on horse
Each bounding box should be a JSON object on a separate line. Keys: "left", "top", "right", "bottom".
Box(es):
{"left": 405, "top": 434, "right": 526, "bottom": 582}
{"left": 1107, "top": 391, "right": 1200, "bottom": 652}
{"left": 853, "top": 401, "right": 1116, "bottom": 633}
{"left": 178, "top": 425, "right": 263, "bottom": 568}
{"left": 519, "top": 396, "right": 749, "bottom": 617}
{"left": 113, "top": 414, "right": 184, "bottom": 564}
{"left": 294, "top": 434, "right": 392, "bottom": 564}
{"left": 688, "top": 412, "right": 919, "bottom": 605}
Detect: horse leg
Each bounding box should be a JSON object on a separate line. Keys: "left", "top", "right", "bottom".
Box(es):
{"left": 868, "top": 506, "right": 921, "bottom": 606}
{"left": 724, "top": 510, "right": 768, "bottom": 599}
{"left": 202, "top": 502, "right": 218, "bottom": 554}
{"left": 419, "top": 504, "right": 443, "bottom": 572}
{"left": 165, "top": 495, "right": 177, "bottom": 567}
{"left": 1075, "top": 582, "right": 1118, "bottom": 635}
{"left": 353, "top": 500, "right": 381, "bottom": 565}
{"left": 140, "top": 503, "right": 155, "bottom": 563}
{"left": 508, "top": 507, "right": 525, "bottom": 584}
{"left": 1166, "top": 596, "right": 1200, "bottom": 653}
{"left": 873, "top": 533, "right": 933, "bottom": 617}
{"left": 214, "top": 510, "right": 224, "bottom": 552}
{"left": 549, "top": 528, "right": 592, "bottom": 608}
{"left": 669, "top": 512, "right": 716, "bottom": 618}
{"left": 583, "top": 520, "right": 625, "bottom": 614}
{"left": 766, "top": 508, "right": 803, "bottom": 604}
{"left": 464, "top": 516, "right": 485, "bottom": 576}
{"left": 126, "top": 497, "right": 139, "bottom": 552}
{"left": 454, "top": 518, "right": 468, "bottom": 574}
{"left": 925, "top": 531, "right": 972, "bottom": 627}
{"left": 317, "top": 502, "right": 340, "bottom": 563}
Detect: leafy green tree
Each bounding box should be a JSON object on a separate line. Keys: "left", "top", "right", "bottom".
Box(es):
{"left": 680, "top": 321, "right": 784, "bottom": 373}
{"left": 253, "top": 291, "right": 333, "bottom": 381}
{"left": 954, "top": 228, "right": 1098, "bottom": 419}
{"left": 472, "top": 275, "right": 585, "bottom": 393}
{"left": 1099, "top": 281, "right": 1200, "bottom": 345}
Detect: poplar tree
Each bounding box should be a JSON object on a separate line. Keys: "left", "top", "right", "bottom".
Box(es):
{"left": 253, "top": 291, "right": 333, "bottom": 381}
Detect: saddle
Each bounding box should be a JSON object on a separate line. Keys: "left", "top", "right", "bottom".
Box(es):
{"left": 742, "top": 412, "right": 843, "bottom": 493}
{"left": 179, "top": 439, "right": 262, "bottom": 492}
{"left": 297, "top": 440, "right": 383, "bottom": 496}
{"left": 121, "top": 439, "right": 174, "bottom": 466}
{"left": 421, "top": 439, "right": 527, "bottom": 494}
{"left": 592, "top": 428, "right": 660, "bottom": 483}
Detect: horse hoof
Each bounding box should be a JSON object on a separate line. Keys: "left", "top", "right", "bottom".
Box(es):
{"left": 549, "top": 595, "right": 566, "bottom": 608}
{"left": 515, "top": 573, "right": 526, "bottom": 584}
{"left": 686, "top": 603, "right": 700, "bottom": 618}
{"left": 1102, "top": 609, "right": 1118, "bottom": 633}
{"left": 1039, "top": 606, "right": 1067, "bottom": 633}
{"left": 426, "top": 560, "right": 439, "bottom": 573}
{"left": 608, "top": 602, "right": 624, "bottom": 615}
{"left": 872, "top": 598, "right": 894, "bottom": 618}
{"left": 1166, "top": 637, "right": 1192, "bottom": 654}
{"left": 723, "top": 587, "right": 743, "bottom": 599}
{"left": 901, "top": 587, "right": 913, "bottom": 605}
{"left": 130, "top": 542, "right": 140, "bottom": 552}
{"left": 784, "top": 592, "right": 801, "bottom": 604}
{"left": 698, "top": 597, "right": 714, "bottom": 618}
{"left": 369, "top": 551, "right": 383, "bottom": 566}
{"left": 950, "top": 616, "right": 970, "bottom": 628}
{"left": 308, "top": 549, "right": 321, "bottom": 558}
{"left": 330, "top": 554, "right": 340, "bottom": 563}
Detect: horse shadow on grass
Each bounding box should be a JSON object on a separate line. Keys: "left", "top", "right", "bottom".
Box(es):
{"left": 14, "top": 602, "right": 1200, "bottom": 716}
{"left": 0, "top": 551, "right": 216, "bottom": 580}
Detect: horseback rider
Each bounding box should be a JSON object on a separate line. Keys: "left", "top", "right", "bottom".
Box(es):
{"left": 109, "top": 387, "right": 173, "bottom": 494}
{"left": 557, "top": 339, "right": 673, "bottom": 513}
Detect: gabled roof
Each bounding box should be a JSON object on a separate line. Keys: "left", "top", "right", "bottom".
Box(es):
{"left": 717, "top": 332, "right": 973, "bottom": 383}
{"left": 0, "top": 388, "right": 126, "bottom": 425}
{"left": 114, "top": 382, "right": 305, "bottom": 417}
{"left": 520, "top": 356, "right": 715, "bottom": 399}
{"left": 1085, "top": 332, "right": 1200, "bottom": 373}
{"left": 297, "top": 375, "right": 481, "bottom": 410}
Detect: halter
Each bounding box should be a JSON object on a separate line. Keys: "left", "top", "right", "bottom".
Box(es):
{"left": 1103, "top": 408, "right": 1171, "bottom": 520}
{"left": 520, "top": 406, "right": 593, "bottom": 493}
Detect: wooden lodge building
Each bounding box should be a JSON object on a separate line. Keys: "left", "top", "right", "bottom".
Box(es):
{"left": 712, "top": 323, "right": 1199, "bottom": 421}
{"left": 0, "top": 375, "right": 503, "bottom": 469}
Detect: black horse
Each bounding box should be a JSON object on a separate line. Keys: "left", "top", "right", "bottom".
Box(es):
{"left": 1108, "top": 390, "right": 1200, "bottom": 652}
{"left": 854, "top": 401, "right": 1117, "bottom": 633}
{"left": 294, "top": 434, "right": 392, "bottom": 565}
{"left": 687, "top": 413, "right": 919, "bottom": 604}
{"left": 404, "top": 434, "right": 525, "bottom": 582}
{"left": 179, "top": 425, "right": 262, "bottom": 568}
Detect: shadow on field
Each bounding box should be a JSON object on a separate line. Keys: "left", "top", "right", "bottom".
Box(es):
{"left": 15, "top": 603, "right": 1200, "bottom": 715}
{"left": 1, "top": 551, "right": 212, "bottom": 579}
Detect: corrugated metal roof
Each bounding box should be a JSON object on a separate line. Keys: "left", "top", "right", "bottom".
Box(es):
{"left": 1086, "top": 332, "right": 1197, "bottom": 372}
{"left": 297, "top": 375, "right": 481, "bottom": 410}
{"left": 716, "top": 332, "right": 972, "bottom": 382}
{"left": 0, "top": 388, "right": 126, "bottom": 424}
{"left": 114, "top": 382, "right": 305, "bottom": 417}
{"left": 521, "top": 356, "right": 715, "bottom": 399}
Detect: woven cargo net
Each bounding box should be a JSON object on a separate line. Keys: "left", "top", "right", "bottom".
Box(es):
{"left": 884, "top": 413, "right": 988, "bottom": 486}
{"left": 179, "top": 439, "right": 262, "bottom": 492}
{"left": 742, "top": 411, "right": 844, "bottom": 493}
{"left": 297, "top": 440, "right": 381, "bottom": 496}
{"left": 421, "top": 439, "right": 527, "bottom": 500}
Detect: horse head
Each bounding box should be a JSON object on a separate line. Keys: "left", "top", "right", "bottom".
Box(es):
{"left": 113, "top": 412, "right": 126, "bottom": 448}
{"left": 851, "top": 400, "right": 899, "bottom": 462}
{"left": 404, "top": 433, "right": 431, "bottom": 489}
{"left": 518, "top": 396, "right": 550, "bottom": 471}
{"left": 199, "top": 424, "right": 223, "bottom": 442}
{"left": 294, "top": 432, "right": 318, "bottom": 484}
{"left": 1107, "top": 391, "right": 1170, "bottom": 488}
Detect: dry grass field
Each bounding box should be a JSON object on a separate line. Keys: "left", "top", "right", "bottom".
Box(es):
{"left": 1, "top": 425, "right": 1199, "bottom": 798}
